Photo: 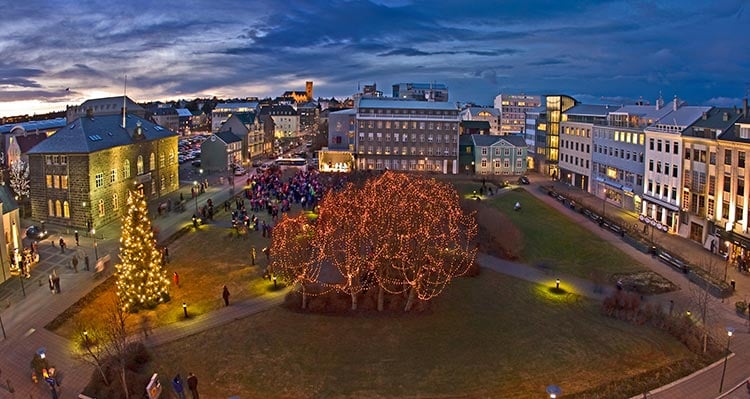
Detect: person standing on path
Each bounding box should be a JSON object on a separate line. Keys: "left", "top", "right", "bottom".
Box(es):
{"left": 173, "top": 272, "right": 180, "bottom": 288}
{"left": 187, "top": 372, "right": 199, "bottom": 399}
{"left": 84, "top": 254, "right": 90, "bottom": 271}
{"left": 251, "top": 246, "right": 256, "bottom": 266}
{"left": 74, "top": 230, "right": 80, "bottom": 246}
{"left": 59, "top": 237, "right": 66, "bottom": 254}
{"left": 172, "top": 374, "right": 187, "bottom": 399}
{"left": 72, "top": 256, "right": 79, "bottom": 273}
{"left": 222, "top": 285, "right": 230, "bottom": 306}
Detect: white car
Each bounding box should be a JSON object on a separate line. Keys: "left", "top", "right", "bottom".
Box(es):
{"left": 234, "top": 167, "right": 247, "bottom": 176}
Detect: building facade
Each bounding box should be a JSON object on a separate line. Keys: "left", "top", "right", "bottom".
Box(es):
{"left": 471, "top": 134, "right": 528, "bottom": 175}
{"left": 460, "top": 107, "right": 501, "bottom": 135}
{"left": 200, "top": 131, "right": 242, "bottom": 172}
{"left": 27, "top": 112, "right": 179, "bottom": 230}
{"left": 641, "top": 100, "right": 711, "bottom": 234}
{"left": 494, "top": 94, "right": 542, "bottom": 135}
{"left": 558, "top": 104, "right": 612, "bottom": 192}
{"left": 0, "top": 189, "right": 20, "bottom": 285}
{"left": 354, "top": 98, "right": 460, "bottom": 174}
{"left": 211, "top": 102, "right": 258, "bottom": 132}
{"left": 392, "top": 83, "right": 449, "bottom": 102}
{"left": 543, "top": 95, "right": 577, "bottom": 178}
{"left": 269, "top": 105, "right": 300, "bottom": 138}
{"left": 220, "top": 113, "right": 265, "bottom": 160}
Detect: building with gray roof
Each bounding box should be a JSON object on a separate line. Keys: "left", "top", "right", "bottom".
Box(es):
{"left": 66, "top": 96, "right": 145, "bottom": 123}
{"left": 27, "top": 112, "right": 179, "bottom": 230}
{"left": 470, "top": 134, "right": 527, "bottom": 176}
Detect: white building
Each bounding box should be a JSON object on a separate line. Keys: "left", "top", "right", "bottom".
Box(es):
{"left": 494, "top": 94, "right": 542, "bottom": 135}
{"left": 211, "top": 102, "right": 258, "bottom": 132}
{"left": 642, "top": 98, "right": 711, "bottom": 234}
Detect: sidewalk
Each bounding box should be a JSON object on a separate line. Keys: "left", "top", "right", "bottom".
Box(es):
{"left": 522, "top": 174, "right": 750, "bottom": 399}
{"left": 0, "top": 174, "right": 245, "bottom": 398}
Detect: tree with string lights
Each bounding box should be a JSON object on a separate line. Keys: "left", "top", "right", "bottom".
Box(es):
{"left": 270, "top": 214, "right": 321, "bottom": 309}
{"left": 116, "top": 189, "right": 170, "bottom": 312}
{"left": 272, "top": 171, "right": 477, "bottom": 312}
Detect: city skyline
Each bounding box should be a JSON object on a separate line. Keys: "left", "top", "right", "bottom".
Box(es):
{"left": 1, "top": 0, "right": 749, "bottom": 118}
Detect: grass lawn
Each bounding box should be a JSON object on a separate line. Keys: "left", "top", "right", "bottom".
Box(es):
{"left": 486, "top": 189, "right": 646, "bottom": 279}
{"left": 51, "top": 216, "right": 274, "bottom": 339}
{"left": 145, "top": 270, "right": 705, "bottom": 399}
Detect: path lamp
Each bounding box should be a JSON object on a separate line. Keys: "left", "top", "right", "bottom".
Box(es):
{"left": 546, "top": 384, "right": 562, "bottom": 398}
{"left": 719, "top": 326, "right": 735, "bottom": 393}
{"left": 183, "top": 303, "right": 188, "bottom": 318}
{"left": 92, "top": 228, "right": 99, "bottom": 260}
{"left": 555, "top": 279, "right": 560, "bottom": 290}
{"left": 193, "top": 181, "right": 199, "bottom": 213}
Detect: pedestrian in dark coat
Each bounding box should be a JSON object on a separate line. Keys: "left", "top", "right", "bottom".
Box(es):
{"left": 187, "top": 372, "right": 199, "bottom": 399}
{"left": 172, "top": 374, "right": 186, "bottom": 399}
{"left": 222, "top": 285, "right": 230, "bottom": 306}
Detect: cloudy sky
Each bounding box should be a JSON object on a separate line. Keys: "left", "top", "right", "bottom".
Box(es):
{"left": 1, "top": 0, "right": 749, "bottom": 117}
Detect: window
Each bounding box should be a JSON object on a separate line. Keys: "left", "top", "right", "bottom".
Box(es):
{"left": 95, "top": 173, "right": 104, "bottom": 188}
{"left": 709, "top": 176, "right": 716, "bottom": 195}
{"left": 725, "top": 149, "right": 732, "bottom": 165}
{"left": 739, "top": 178, "right": 745, "bottom": 197}
{"left": 672, "top": 187, "right": 677, "bottom": 201}
{"left": 657, "top": 140, "right": 662, "bottom": 152}
{"left": 740, "top": 152, "right": 746, "bottom": 168}
{"left": 710, "top": 152, "right": 716, "bottom": 165}
{"left": 98, "top": 199, "right": 105, "bottom": 217}
{"left": 111, "top": 169, "right": 117, "bottom": 183}
{"left": 665, "top": 141, "right": 670, "bottom": 153}
{"left": 169, "top": 151, "right": 175, "bottom": 165}
{"left": 674, "top": 144, "right": 678, "bottom": 155}
{"left": 113, "top": 194, "right": 119, "bottom": 211}
{"left": 150, "top": 152, "right": 156, "bottom": 171}
{"left": 124, "top": 160, "right": 131, "bottom": 178}
{"left": 724, "top": 173, "right": 732, "bottom": 193}
{"left": 673, "top": 165, "right": 678, "bottom": 178}
{"left": 46, "top": 175, "right": 53, "bottom": 188}
{"left": 137, "top": 156, "right": 144, "bottom": 175}
{"left": 61, "top": 175, "right": 68, "bottom": 189}
{"left": 649, "top": 138, "right": 654, "bottom": 150}
{"left": 55, "top": 200, "right": 61, "bottom": 217}
{"left": 48, "top": 200, "right": 54, "bottom": 216}
{"left": 481, "top": 148, "right": 488, "bottom": 155}
{"left": 63, "top": 201, "right": 70, "bottom": 218}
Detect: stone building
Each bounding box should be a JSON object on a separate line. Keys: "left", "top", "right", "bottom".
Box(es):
{"left": 27, "top": 111, "right": 179, "bottom": 230}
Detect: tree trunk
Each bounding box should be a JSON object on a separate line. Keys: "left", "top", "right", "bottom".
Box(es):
{"left": 351, "top": 292, "right": 358, "bottom": 310}
{"left": 120, "top": 366, "right": 130, "bottom": 399}
{"left": 377, "top": 286, "right": 384, "bottom": 312}
{"left": 404, "top": 286, "right": 416, "bottom": 312}
{"left": 301, "top": 284, "right": 307, "bottom": 309}
{"left": 96, "top": 362, "right": 109, "bottom": 386}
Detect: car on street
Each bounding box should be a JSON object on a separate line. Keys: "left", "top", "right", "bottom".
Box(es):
{"left": 518, "top": 176, "right": 530, "bottom": 185}
{"left": 26, "top": 225, "right": 49, "bottom": 240}
{"left": 251, "top": 160, "right": 263, "bottom": 167}
{"left": 191, "top": 160, "right": 201, "bottom": 167}
{"left": 234, "top": 167, "right": 247, "bottom": 176}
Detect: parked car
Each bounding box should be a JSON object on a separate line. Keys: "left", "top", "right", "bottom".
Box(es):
{"left": 26, "top": 225, "right": 49, "bottom": 240}
{"left": 191, "top": 160, "right": 201, "bottom": 167}
{"left": 234, "top": 167, "right": 247, "bottom": 176}
{"left": 251, "top": 160, "right": 263, "bottom": 167}
{"left": 518, "top": 176, "right": 530, "bottom": 185}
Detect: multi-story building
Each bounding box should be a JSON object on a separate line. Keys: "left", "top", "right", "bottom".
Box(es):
{"left": 150, "top": 107, "right": 179, "bottom": 133}
{"left": 715, "top": 101, "right": 750, "bottom": 260}
{"left": 0, "top": 118, "right": 66, "bottom": 167}
{"left": 211, "top": 102, "right": 258, "bottom": 132}
{"left": 297, "top": 101, "right": 319, "bottom": 133}
{"left": 543, "top": 95, "right": 578, "bottom": 178}
{"left": 460, "top": 121, "right": 491, "bottom": 136}
{"left": 558, "top": 104, "right": 613, "bottom": 192}
{"left": 200, "top": 131, "right": 243, "bottom": 172}
{"left": 321, "top": 109, "right": 357, "bottom": 173}
{"left": 591, "top": 102, "right": 672, "bottom": 212}
{"left": 641, "top": 98, "right": 711, "bottom": 234}
{"left": 471, "top": 134, "right": 528, "bottom": 176}
{"left": 460, "top": 107, "right": 500, "bottom": 135}
{"left": 66, "top": 96, "right": 145, "bottom": 123}
{"left": 219, "top": 112, "right": 265, "bottom": 160}
{"left": 392, "top": 83, "right": 448, "bottom": 102}
{"left": 682, "top": 107, "right": 742, "bottom": 245}
{"left": 494, "top": 94, "right": 542, "bottom": 135}
{"left": 269, "top": 105, "right": 300, "bottom": 138}
{"left": 354, "top": 97, "right": 460, "bottom": 173}
{"left": 175, "top": 108, "right": 194, "bottom": 135}
{"left": 27, "top": 110, "right": 179, "bottom": 230}
{"left": 524, "top": 106, "right": 546, "bottom": 171}
{"left": 0, "top": 187, "right": 20, "bottom": 284}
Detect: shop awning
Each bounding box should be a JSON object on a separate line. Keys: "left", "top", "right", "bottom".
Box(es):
{"left": 718, "top": 230, "right": 750, "bottom": 250}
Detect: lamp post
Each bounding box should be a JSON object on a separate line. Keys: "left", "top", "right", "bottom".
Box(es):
{"left": 601, "top": 186, "right": 606, "bottom": 218}
{"left": 555, "top": 279, "right": 560, "bottom": 290}
{"left": 92, "top": 228, "right": 99, "bottom": 260}
{"left": 546, "top": 384, "right": 562, "bottom": 399}
{"left": 719, "top": 326, "right": 735, "bottom": 393}
{"left": 182, "top": 303, "right": 188, "bottom": 318}
{"left": 193, "top": 181, "right": 199, "bottom": 213}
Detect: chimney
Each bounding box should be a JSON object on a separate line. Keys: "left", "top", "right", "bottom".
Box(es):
{"left": 723, "top": 112, "right": 729, "bottom": 121}
{"left": 673, "top": 95, "right": 678, "bottom": 111}
{"left": 702, "top": 111, "right": 708, "bottom": 120}
{"left": 744, "top": 97, "right": 749, "bottom": 117}
{"left": 656, "top": 94, "right": 664, "bottom": 110}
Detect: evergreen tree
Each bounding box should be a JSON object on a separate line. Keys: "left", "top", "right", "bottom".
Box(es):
{"left": 116, "top": 189, "right": 170, "bottom": 312}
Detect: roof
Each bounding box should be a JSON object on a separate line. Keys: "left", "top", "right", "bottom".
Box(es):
{"left": 27, "top": 114, "right": 177, "bottom": 154}
{"left": 16, "top": 134, "right": 47, "bottom": 153}
{"left": 283, "top": 91, "right": 307, "bottom": 96}
{"left": 77, "top": 96, "right": 144, "bottom": 112}
{"left": 393, "top": 82, "right": 448, "bottom": 90}
{"left": 609, "top": 104, "right": 675, "bottom": 121}
{"left": 651, "top": 105, "right": 713, "bottom": 130}
{"left": 565, "top": 104, "right": 617, "bottom": 117}
{"left": 357, "top": 97, "right": 458, "bottom": 111}
{"left": 466, "top": 107, "right": 500, "bottom": 117}
{"left": 0, "top": 118, "right": 67, "bottom": 134}
{"left": 471, "top": 134, "right": 526, "bottom": 147}
{"left": 0, "top": 185, "right": 18, "bottom": 214}
{"left": 330, "top": 109, "right": 357, "bottom": 115}
{"left": 175, "top": 108, "right": 193, "bottom": 117}
{"left": 151, "top": 107, "right": 177, "bottom": 116}
{"left": 214, "top": 131, "right": 242, "bottom": 144}
{"left": 461, "top": 120, "right": 491, "bottom": 129}
{"left": 270, "top": 105, "right": 297, "bottom": 115}
{"left": 213, "top": 102, "right": 258, "bottom": 111}
{"left": 459, "top": 135, "right": 474, "bottom": 146}
{"left": 234, "top": 112, "right": 257, "bottom": 125}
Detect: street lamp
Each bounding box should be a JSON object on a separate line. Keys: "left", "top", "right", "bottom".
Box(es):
{"left": 182, "top": 303, "right": 188, "bottom": 318}
{"left": 555, "top": 279, "right": 560, "bottom": 290}
{"left": 92, "top": 228, "right": 99, "bottom": 260}
{"left": 546, "top": 384, "right": 562, "bottom": 398}
{"left": 193, "top": 181, "right": 199, "bottom": 213}
{"left": 719, "top": 326, "right": 735, "bottom": 393}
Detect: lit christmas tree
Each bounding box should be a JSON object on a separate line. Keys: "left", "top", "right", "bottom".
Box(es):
{"left": 116, "top": 189, "right": 170, "bottom": 312}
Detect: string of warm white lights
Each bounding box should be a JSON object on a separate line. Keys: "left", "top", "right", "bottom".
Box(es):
{"left": 270, "top": 171, "right": 477, "bottom": 308}
{"left": 115, "top": 189, "right": 171, "bottom": 312}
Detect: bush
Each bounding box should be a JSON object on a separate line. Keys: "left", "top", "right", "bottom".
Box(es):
{"left": 82, "top": 342, "right": 152, "bottom": 399}
{"left": 736, "top": 301, "right": 748, "bottom": 314}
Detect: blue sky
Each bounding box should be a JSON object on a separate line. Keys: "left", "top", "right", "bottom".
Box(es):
{"left": 1, "top": 0, "right": 748, "bottom": 117}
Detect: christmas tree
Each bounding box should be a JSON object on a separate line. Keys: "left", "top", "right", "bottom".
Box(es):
{"left": 116, "top": 189, "right": 170, "bottom": 312}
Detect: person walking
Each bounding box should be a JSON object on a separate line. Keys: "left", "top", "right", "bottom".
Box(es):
{"left": 59, "top": 237, "right": 66, "bottom": 254}
{"left": 222, "top": 285, "right": 230, "bottom": 306}
{"left": 187, "top": 372, "right": 199, "bottom": 399}
{"left": 251, "top": 246, "right": 256, "bottom": 266}
{"left": 84, "top": 254, "right": 90, "bottom": 271}
{"left": 74, "top": 230, "right": 80, "bottom": 246}
{"left": 71, "top": 256, "right": 79, "bottom": 273}
{"left": 172, "top": 374, "right": 187, "bottom": 399}
{"left": 173, "top": 272, "right": 180, "bottom": 288}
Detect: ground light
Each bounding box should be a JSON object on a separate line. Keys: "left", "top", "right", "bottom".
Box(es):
{"left": 546, "top": 384, "right": 562, "bottom": 398}
{"left": 182, "top": 303, "right": 188, "bottom": 318}
{"left": 719, "top": 326, "right": 735, "bottom": 393}
{"left": 556, "top": 279, "right": 560, "bottom": 289}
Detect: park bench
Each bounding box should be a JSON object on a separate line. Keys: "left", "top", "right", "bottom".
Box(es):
{"left": 657, "top": 251, "right": 690, "bottom": 274}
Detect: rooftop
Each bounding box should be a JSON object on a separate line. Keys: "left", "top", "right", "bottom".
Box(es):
{"left": 358, "top": 97, "right": 458, "bottom": 111}
{"left": 649, "top": 105, "right": 713, "bottom": 131}
{"left": 27, "top": 114, "right": 177, "bottom": 154}
{"left": 609, "top": 104, "right": 675, "bottom": 121}
{"left": 213, "top": 102, "right": 258, "bottom": 111}
{"left": 564, "top": 104, "right": 617, "bottom": 117}
{"left": 175, "top": 108, "right": 193, "bottom": 117}
{"left": 214, "top": 130, "right": 242, "bottom": 144}
{"left": 471, "top": 134, "right": 526, "bottom": 147}
{"left": 0, "top": 117, "right": 67, "bottom": 134}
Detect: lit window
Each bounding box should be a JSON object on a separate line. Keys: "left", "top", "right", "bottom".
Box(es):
{"left": 150, "top": 152, "right": 156, "bottom": 171}
{"left": 137, "top": 156, "right": 144, "bottom": 175}
{"left": 63, "top": 201, "right": 70, "bottom": 218}
{"left": 98, "top": 199, "right": 105, "bottom": 216}
{"left": 95, "top": 173, "right": 104, "bottom": 188}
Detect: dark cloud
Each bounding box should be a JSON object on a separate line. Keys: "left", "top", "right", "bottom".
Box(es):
{"left": 0, "top": 0, "right": 748, "bottom": 116}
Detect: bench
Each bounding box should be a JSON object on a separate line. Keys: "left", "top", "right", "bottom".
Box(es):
{"left": 658, "top": 251, "right": 690, "bottom": 274}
